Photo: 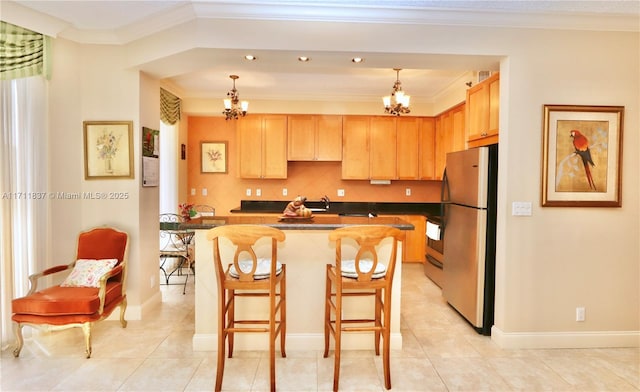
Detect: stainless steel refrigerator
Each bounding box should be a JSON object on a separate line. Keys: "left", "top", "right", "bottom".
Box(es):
{"left": 441, "top": 145, "right": 498, "bottom": 335}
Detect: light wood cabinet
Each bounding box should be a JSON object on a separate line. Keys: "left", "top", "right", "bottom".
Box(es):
{"left": 418, "top": 117, "right": 437, "bottom": 180}
{"left": 396, "top": 117, "right": 437, "bottom": 180}
{"left": 467, "top": 72, "right": 499, "bottom": 148}
{"left": 342, "top": 116, "right": 397, "bottom": 180}
{"left": 434, "top": 103, "right": 465, "bottom": 180}
{"left": 400, "top": 215, "right": 426, "bottom": 263}
{"left": 341, "top": 116, "right": 370, "bottom": 179}
{"left": 370, "top": 116, "right": 397, "bottom": 180}
{"left": 287, "top": 115, "right": 342, "bottom": 161}
{"left": 238, "top": 114, "right": 287, "bottom": 179}
{"left": 396, "top": 117, "right": 420, "bottom": 180}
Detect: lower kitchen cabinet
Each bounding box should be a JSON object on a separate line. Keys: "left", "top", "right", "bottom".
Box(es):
{"left": 399, "top": 215, "right": 426, "bottom": 263}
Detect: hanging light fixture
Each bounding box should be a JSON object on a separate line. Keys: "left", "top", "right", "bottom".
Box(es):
{"left": 382, "top": 68, "right": 411, "bottom": 116}
{"left": 222, "top": 75, "right": 248, "bottom": 120}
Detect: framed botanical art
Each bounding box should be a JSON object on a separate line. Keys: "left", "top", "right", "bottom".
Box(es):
{"left": 84, "top": 121, "right": 134, "bottom": 179}
{"left": 541, "top": 105, "right": 624, "bottom": 207}
{"left": 201, "top": 141, "right": 228, "bottom": 173}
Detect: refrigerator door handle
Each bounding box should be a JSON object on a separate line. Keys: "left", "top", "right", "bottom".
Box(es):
{"left": 441, "top": 168, "right": 450, "bottom": 230}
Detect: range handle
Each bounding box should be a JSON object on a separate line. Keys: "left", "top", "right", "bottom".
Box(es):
{"left": 426, "top": 254, "right": 443, "bottom": 270}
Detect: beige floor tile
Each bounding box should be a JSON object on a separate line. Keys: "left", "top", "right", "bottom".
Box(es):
{"left": 2, "top": 263, "right": 637, "bottom": 392}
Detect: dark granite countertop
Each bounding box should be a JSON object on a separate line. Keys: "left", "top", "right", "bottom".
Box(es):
{"left": 178, "top": 215, "right": 414, "bottom": 231}
{"left": 230, "top": 200, "right": 442, "bottom": 217}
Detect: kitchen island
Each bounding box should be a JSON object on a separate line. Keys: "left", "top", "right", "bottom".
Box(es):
{"left": 181, "top": 215, "right": 413, "bottom": 352}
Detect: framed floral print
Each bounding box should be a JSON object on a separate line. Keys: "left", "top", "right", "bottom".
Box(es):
{"left": 201, "top": 141, "right": 228, "bottom": 173}
{"left": 83, "top": 121, "right": 134, "bottom": 180}
{"left": 541, "top": 105, "right": 624, "bottom": 207}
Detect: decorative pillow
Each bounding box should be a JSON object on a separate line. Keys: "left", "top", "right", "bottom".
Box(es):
{"left": 60, "top": 258, "right": 118, "bottom": 288}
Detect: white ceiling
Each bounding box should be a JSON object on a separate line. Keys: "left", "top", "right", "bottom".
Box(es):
{"left": 4, "top": 1, "right": 639, "bottom": 105}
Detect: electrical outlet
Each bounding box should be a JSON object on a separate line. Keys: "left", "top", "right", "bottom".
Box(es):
{"left": 256, "top": 188, "right": 261, "bottom": 197}
{"left": 282, "top": 188, "right": 288, "bottom": 196}
{"left": 337, "top": 189, "right": 345, "bottom": 197}
{"left": 202, "top": 188, "right": 207, "bottom": 196}
{"left": 190, "top": 188, "right": 196, "bottom": 196}
{"left": 576, "top": 307, "right": 585, "bottom": 322}
{"left": 405, "top": 188, "right": 411, "bottom": 196}
{"left": 246, "top": 188, "right": 251, "bottom": 196}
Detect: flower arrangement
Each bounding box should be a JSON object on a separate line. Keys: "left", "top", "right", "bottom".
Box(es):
{"left": 179, "top": 203, "right": 196, "bottom": 220}
{"left": 207, "top": 148, "right": 222, "bottom": 164}
{"left": 96, "top": 129, "right": 122, "bottom": 160}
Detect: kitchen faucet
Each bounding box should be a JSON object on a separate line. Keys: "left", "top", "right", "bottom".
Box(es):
{"left": 320, "top": 195, "right": 330, "bottom": 209}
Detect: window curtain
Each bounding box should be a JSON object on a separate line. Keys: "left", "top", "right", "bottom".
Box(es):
{"left": 160, "top": 88, "right": 181, "bottom": 125}
{"left": 0, "top": 78, "right": 49, "bottom": 349}
{"left": 0, "top": 21, "right": 51, "bottom": 80}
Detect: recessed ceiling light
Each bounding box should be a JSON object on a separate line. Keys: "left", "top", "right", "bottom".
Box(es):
{"left": 244, "top": 55, "right": 257, "bottom": 61}
{"left": 298, "top": 56, "right": 310, "bottom": 62}
{"left": 351, "top": 57, "right": 364, "bottom": 63}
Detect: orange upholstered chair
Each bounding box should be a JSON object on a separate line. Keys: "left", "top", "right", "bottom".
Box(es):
{"left": 11, "top": 226, "right": 129, "bottom": 358}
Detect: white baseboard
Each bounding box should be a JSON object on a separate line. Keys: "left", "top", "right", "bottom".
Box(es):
{"left": 193, "top": 332, "right": 403, "bottom": 351}
{"left": 105, "top": 291, "right": 162, "bottom": 321}
{"left": 491, "top": 326, "right": 640, "bottom": 349}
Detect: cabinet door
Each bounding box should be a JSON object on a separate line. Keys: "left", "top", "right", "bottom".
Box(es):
{"left": 419, "top": 117, "right": 436, "bottom": 180}
{"left": 451, "top": 104, "right": 466, "bottom": 152}
{"left": 342, "top": 116, "right": 369, "bottom": 179}
{"left": 262, "top": 115, "right": 287, "bottom": 178}
{"left": 396, "top": 117, "right": 420, "bottom": 180}
{"left": 315, "top": 115, "right": 342, "bottom": 161}
{"left": 467, "top": 72, "right": 499, "bottom": 147}
{"left": 238, "top": 116, "right": 264, "bottom": 178}
{"left": 401, "top": 215, "right": 426, "bottom": 263}
{"left": 370, "top": 116, "right": 396, "bottom": 180}
{"left": 287, "top": 115, "right": 315, "bottom": 161}
{"left": 434, "top": 116, "right": 445, "bottom": 180}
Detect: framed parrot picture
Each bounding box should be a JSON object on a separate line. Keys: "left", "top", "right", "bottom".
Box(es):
{"left": 541, "top": 105, "right": 624, "bottom": 207}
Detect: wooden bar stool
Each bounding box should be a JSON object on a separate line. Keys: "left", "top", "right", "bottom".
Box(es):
{"left": 207, "top": 225, "right": 287, "bottom": 392}
{"left": 323, "top": 225, "right": 403, "bottom": 391}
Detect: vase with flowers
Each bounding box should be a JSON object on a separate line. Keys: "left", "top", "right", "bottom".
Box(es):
{"left": 179, "top": 203, "right": 196, "bottom": 221}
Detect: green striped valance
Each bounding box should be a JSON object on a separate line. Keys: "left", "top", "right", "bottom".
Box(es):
{"left": 160, "top": 88, "right": 181, "bottom": 125}
{"left": 0, "top": 21, "right": 51, "bottom": 80}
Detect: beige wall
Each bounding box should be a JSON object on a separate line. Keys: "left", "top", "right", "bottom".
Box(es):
{"left": 43, "top": 21, "right": 638, "bottom": 347}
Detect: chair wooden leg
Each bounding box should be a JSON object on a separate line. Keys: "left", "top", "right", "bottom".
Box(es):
{"left": 119, "top": 298, "right": 128, "bottom": 328}
{"left": 81, "top": 322, "right": 92, "bottom": 358}
{"left": 323, "top": 265, "right": 331, "bottom": 358}
{"left": 332, "top": 289, "right": 342, "bottom": 392}
{"left": 215, "top": 290, "right": 227, "bottom": 392}
{"left": 228, "top": 290, "right": 235, "bottom": 358}
{"left": 12, "top": 322, "right": 24, "bottom": 357}
{"left": 375, "top": 288, "right": 382, "bottom": 355}
{"left": 270, "top": 284, "right": 277, "bottom": 392}
{"left": 383, "top": 288, "right": 392, "bottom": 390}
{"left": 280, "top": 267, "right": 287, "bottom": 358}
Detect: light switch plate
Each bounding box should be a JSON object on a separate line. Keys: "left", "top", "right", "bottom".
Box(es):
{"left": 246, "top": 188, "right": 251, "bottom": 196}
{"left": 190, "top": 188, "right": 196, "bottom": 196}
{"left": 512, "top": 201, "right": 532, "bottom": 216}
{"left": 256, "top": 188, "right": 261, "bottom": 197}
{"left": 337, "top": 189, "right": 345, "bottom": 197}
{"left": 282, "top": 188, "right": 288, "bottom": 196}
{"left": 202, "top": 188, "right": 207, "bottom": 196}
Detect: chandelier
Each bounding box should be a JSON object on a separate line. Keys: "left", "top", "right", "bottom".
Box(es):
{"left": 222, "top": 75, "right": 249, "bottom": 120}
{"left": 382, "top": 68, "right": 411, "bottom": 116}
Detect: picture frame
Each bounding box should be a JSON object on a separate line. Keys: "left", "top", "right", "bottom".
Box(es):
{"left": 541, "top": 105, "right": 624, "bottom": 207}
{"left": 201, "top": 141, "right": 228, "bottom": 173}
{"left": 84, "top": 121, "right": 134, "bottom": 179}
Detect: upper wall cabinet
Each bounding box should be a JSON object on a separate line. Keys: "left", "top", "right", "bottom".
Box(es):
{"left": 467, "top": 72, "right": 499, "bottom": 148}
{"left": 434, "top": 103, "right": 466, "bottom": 180}
{"left": 287, "top": 115, "right": 342, "bottom": 161}
{"left": 238, "top": 114, "right": 287, "bottom": 179}
{"left": 396, "top": 117, "right": 437, "bottom": 180}
{"left": 342, "top": 116, "right": 397, "bottom": 180}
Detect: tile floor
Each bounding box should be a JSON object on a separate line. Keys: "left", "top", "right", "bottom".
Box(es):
{"left": 1, "top": 263, "right": 638, "bottom": 391}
